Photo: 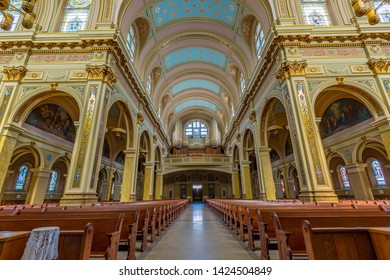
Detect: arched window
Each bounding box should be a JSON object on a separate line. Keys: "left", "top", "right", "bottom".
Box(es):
{"left": 185, "top": 121, "right": 208, "bottom": 138}
{"left": 374, "top": 0, "right": 390, "bottom": 22}
{"left": 339, "top": 166, "right": 351, "bottom": 188}
{"left": 15, "top": 165, "right": 28, "bottom": 191}
{"left": 60, "top": 0, "right": 92, "bottom": 32}
{"left": 126, "top": 25, "right": 136, "bottom": 62}
{"left": 146, "top": 74, "right": 152, "bottom": 94}
{"left": 255, "top": 23, "right": 264, "bottom": 58}
{"left": 240, "top": 72, "right": 246, "bottom": 96}
{"left": 371, "top": 160, "right": 386, "bottom": 186}
{"left": 0, "top": 0, "right": 23, "bottom": 31}
{"left": 48, "top": 171, "right": 58, "bottom": 192}
{"left": 300, "top": 0, "right": 332, "bottom": 26}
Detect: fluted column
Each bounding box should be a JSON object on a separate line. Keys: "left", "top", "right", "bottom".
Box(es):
{"left": 25, "top": 168, "right": 52, "bottom": 204}
{"left": 258, "top": 146, "right": 276, "bottom": 200}
{"left": 345, "top": 163, "right": 374, "bottom": 200}
{"left": 121, "top": 148, "right": 138, "bottom": 202}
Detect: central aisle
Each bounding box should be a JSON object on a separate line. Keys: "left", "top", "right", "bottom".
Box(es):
{"left": 138, "top": 203, "right": 259, "bottom": 260}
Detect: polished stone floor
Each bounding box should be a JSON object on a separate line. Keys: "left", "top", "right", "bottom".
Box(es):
{"left": 130, "top": 203, "right": 261, "bottom": 260}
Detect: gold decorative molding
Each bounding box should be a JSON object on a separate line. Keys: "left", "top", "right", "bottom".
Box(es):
{"left": 2, "top": 66, "right": 27, "bottom": 82}
{"left": 236, "top": 133, "right": 241, "bottom": 143}
{"left": 336, "top": 77, "right": 344, "bottom": 84}
{"left": 275, "top": 60, "right": 307, "bottom": 84}
{"left": 137, "top": 112, "right": 144, "bottom": 125}
{"left": 153, "top": 135, "right": 157, "bottom": 143}
{"left": 85, "top": 64, "right": 117, "bottom": 86}
{"left": 368, "top": 58, "right": 390, "bottom": 74}
{"left": 50, "top": 83, "right": 58, "bottom": 90}
{"left": 249, "top": 111, "right": 256, "bottom": 122}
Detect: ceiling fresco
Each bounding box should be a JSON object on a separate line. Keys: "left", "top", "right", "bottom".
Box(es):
{"left": 151, "top": 0, "right": 238, "bottom": 27}
{"left": 175, "top": 100, "right": 218, "bottom": 112}
{"left": 163, "top": 47, "right": 227, "bottom": 70}
{"left": 171, "top": 79, "right": 221, "bottom": 95}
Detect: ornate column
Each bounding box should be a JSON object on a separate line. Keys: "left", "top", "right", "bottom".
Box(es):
{"left": 277, "top": 60, "right": 338, "bottom": 202}
{"left": 120, "top": 148, "right": 138, "bottom": 202}
{"left": 345, "top": 163, "right": 374, "bottom": 200}
{"left": 142, "top": 162, "right": 155, "bottom": 200}
{"left": 0, "top": 124, "right": 25, "bottom": 202}
{"left": 240, "top": 160, "right": 253, "bottom": 199}
{"left": 25, "top": 168, "right": 52, "bottom": 204}
{"left": 258, "top": 146, "right": 277, "bottom": 200}
{"left": 231, "top": 168, "right": 241, "bottom": 199}
{"left": 61, "top": 64, "right": 116, "bottom": 205}
{"left": 154, "top": 169, "right": 163, "bottom": 200}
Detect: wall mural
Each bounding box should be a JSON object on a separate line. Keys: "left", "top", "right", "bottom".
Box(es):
{"left": 25, "top": 104, "right": 76, "bottom": 142}
{"left": 319, "top": 98, "right": 372, "bottom": 139}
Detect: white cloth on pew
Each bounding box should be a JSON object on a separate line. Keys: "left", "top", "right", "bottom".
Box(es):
{"left": 22, "top": 226, "right": 60, "bottom": 260}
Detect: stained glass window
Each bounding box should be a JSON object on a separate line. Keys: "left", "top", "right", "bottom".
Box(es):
{"left": 374, "top": 0, "right": 390, "bottom": 22}
{"left": 60, "top": 0, "right": 92, "bottom": 32}
{"left": 240, "top": 72, "right": 245, "bottom": 95}
{"left": 371, "top": 160, "right": 386, "bottom": 186}
{"left": 255, "top": 23, "right": 264, "bottom": 58}
{"left": 300, "top": 0, "right": 331, "bottom": 26}
{"left": 126, "top": 25, "right": 136, "bottom": 62}
{"left": 15, "top": 165, "right": 28, "bottom": 190}
{"left": 48, "top": 171, "right": 58, "bottom": 192}
{"left": 0, "top": 0, "right": 23, "bottom": 32}
{"left": 339, "top": 166, "right": 351, "bottom": 188}
{"left": 185, "top": 121, "right": 208, "bottom": 137}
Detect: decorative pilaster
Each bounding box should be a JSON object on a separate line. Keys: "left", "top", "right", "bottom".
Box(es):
{"left": 61, "top": 64, "right": 117, "bottom": 205}
{"left": 282, "top": 72, "right": 337, "bottom": 202}
{"left": 345, "top": 163, "right": 374, "bottom": 200}
{"left": 142, "top": 162, "right": 155, "bottom": 201}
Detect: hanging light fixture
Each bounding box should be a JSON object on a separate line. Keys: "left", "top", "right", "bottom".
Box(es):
{"left": 111, "top": 106, "right": 127, "bottom": 138}
{"left": 0, "top": 0, "right": 37, "bottom": 31}
{"left": 352, "top": 0, "right": 390, "bottom": 25}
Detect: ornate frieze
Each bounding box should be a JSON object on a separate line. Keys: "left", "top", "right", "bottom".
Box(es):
{"left": 85, "top": 64, "right": 118, "bottom": 87}
{"left": 2, "top": 66, "right": 27, "bottom": 82}
{"left": 276, "top": 60, "right": 307, "bottom": 84}
{"left": 368, "top": 58, "right": 390, "bottom": 74}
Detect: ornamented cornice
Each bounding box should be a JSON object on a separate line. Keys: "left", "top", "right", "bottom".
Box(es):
{"left": 368, "top": 58, "right": 390, "bottom": 74}
{"left": 137, "top": 112, "right": 144, "bottom": 125}
{"left": 85, "top": 64, "right": 117, "bottom": 87}
{"left": 2, "top": 66, "right": 27, "bottom": 82}
{"left": 275, "top": 60, "right": 308, "bottom": 84}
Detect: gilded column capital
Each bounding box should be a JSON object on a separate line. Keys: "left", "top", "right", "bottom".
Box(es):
{"left": 137, "top": 112, "right": 144, "bottom": 124}
{"left": 368, "top": 58, "right": 390, "bottom": 74}
{"left": 85, "top": 64, "right": 118, "bottom": 87}
{"left": 275, "top": 60, "right": 307, "bottom": 84}
{"left": 2, "top": 66, "right": 27, "bottom": 82}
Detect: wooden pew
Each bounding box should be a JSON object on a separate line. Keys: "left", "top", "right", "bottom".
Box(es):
{"left": 0, "top": 223, "right": 93, "bottom": 260}
{"left": 271, "top": 211, "right": 390, "bottom": 260}
{"left": 0, "top": 213, "right": 123, "bottom": 260}
{"left": 302, "top": 220, "right": 377, "bottom": 260}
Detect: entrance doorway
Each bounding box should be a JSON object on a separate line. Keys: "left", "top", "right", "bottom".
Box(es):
{"left": 192, "top": 184, "right": 203, "bottom": 202}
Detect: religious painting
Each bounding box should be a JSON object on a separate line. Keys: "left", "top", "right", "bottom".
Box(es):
{"left": 25, "top": 104, "right": 76, "bottom": 142}
{"left": 319, "top": 98, "right": 372, "bottom": 139}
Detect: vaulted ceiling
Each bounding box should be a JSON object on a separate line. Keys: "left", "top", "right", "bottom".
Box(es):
{"left": 118, "top": 0, "right": 273, "bottom": 140}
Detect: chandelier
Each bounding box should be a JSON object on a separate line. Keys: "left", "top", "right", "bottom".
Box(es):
{"left": 352, "top": 0, "right": 390, "bottom": 25}
{"left": 0, "top": 0, "right": 36, "bottom": 31}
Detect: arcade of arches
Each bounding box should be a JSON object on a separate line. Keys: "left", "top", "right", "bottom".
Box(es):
{"left": 1, "top": 0, "right": 390, "bottom": 206}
